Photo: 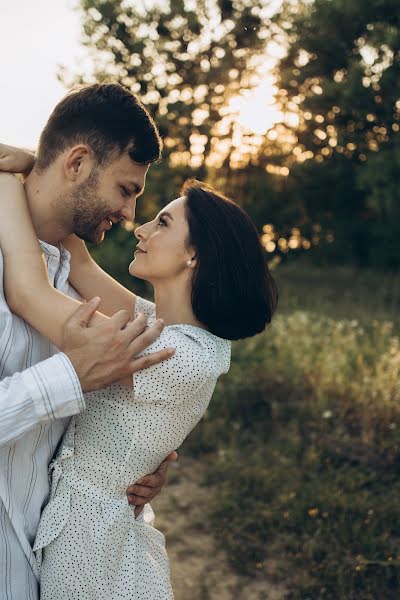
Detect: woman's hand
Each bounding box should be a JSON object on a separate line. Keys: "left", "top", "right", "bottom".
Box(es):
{"left": 0, "top": 143, "right": 35, "bottom": 176}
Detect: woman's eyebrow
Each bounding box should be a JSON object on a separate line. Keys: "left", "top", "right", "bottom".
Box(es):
{"left": 159, "top": 211, "right": 174, "bottom": 221}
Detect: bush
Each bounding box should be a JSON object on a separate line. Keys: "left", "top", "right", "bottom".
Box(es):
{"left": 182, "top": 310, "right": 400, "bottom": 598}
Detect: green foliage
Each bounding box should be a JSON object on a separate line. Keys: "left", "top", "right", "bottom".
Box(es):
{"left": 356, "top": 138, "right": 400, "bottom": 267}
{"left": 70, "top": 0, "right": 400, "bottom": 268}
{"left": 270, "top": 0, "right": 400, "bottom": 267}
{"left": 72, "top": 0, "right": 271, "bottom": 168}
{"left": 274, "top": 259, "right": 400, "bottom": 327}
{"left": 276, "top": 0, "right": 400, "bottom": 155}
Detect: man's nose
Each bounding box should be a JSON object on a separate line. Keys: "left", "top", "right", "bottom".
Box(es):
{"left": 121, "top": 198, "right": 137, "bottom": 222}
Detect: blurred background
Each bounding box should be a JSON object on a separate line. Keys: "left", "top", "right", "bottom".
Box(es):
{"left": 2, "top": 0, "right": 400, "bottom": 598}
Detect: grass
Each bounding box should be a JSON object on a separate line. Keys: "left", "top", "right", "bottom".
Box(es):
{"left": 274, "top": 258, "right": 400, "bottom": 329}
{"left": 181, "top": 259, "right": 400, "bottom": 599}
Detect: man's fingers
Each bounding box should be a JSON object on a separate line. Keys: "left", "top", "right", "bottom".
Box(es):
{"left": 127, "top": 484, "right": 156, "bottom": 498}
{"left": 134, "top": 505, "right": 144, "bottom": 519}
{"left": 126, "top": 319, "right": 165, "bottom": 354}
{"left": 135, "top": 452, "right": 178, "bottom": 487}
{"left": 109, "top": 308, "right": 134, "bottom": 330}
{"left": 129, "top": 348, "right": 175, "bottom": 372}
{"left": 128, "top": 492, "right": 152, "bottom": 505}
{"left": 163, "top": 450, "right": 178, "bottom": 464}
{"left": 120, "top": 313, "right": 149, "bottom": 340}
{"left": 65, "top": 297, "right": 100, "bottom": 329}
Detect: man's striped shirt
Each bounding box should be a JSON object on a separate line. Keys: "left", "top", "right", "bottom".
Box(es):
{"left": 0, "top": 241, "right": 84, "bottom": 600}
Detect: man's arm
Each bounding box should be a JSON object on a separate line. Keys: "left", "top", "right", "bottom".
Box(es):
{"left": 0, "top": 353, "right": 85, "bottom": 448}
{"left": 0, "top": 299, "right": 172, "bottom": 447}
{"left": 127, "top": 452, "right": 178, "bottom": 517}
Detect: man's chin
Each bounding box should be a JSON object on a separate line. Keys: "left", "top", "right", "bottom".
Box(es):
{"left": 76, "top": 228, "right": 105, "bottom": 245}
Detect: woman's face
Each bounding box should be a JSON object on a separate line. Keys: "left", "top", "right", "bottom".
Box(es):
{"left": 129, "top": 196, "right": 195, "bottom": 283}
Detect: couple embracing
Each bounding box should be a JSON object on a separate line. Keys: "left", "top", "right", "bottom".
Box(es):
{"left": 0, "top": 83, "right": 277, "bottom": 599}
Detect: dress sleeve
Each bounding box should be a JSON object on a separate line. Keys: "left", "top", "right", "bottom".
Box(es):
{"left": 133, "top": 326, "right": 211, "bottom": 406}
{"left": 134, "top": 295, "right": 156, "bottom": 321}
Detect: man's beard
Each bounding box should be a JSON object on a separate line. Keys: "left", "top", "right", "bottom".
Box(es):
{"left": 69, "top": 170, "right": 113, "bottom": 244}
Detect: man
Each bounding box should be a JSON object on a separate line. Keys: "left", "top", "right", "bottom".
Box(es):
{"left": 0, "top": 83, "right": 176, "bottom": 599}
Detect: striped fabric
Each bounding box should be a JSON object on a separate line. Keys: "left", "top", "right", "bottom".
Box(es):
{"left": 0, "top": 241, "right": 85, "bottom": 600}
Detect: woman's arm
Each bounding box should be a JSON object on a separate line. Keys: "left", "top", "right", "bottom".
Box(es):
{"left": 0, "top": 173, "right": 109, "bottom": 349}
{"left": 0, "top": 142, "right": 137, "bottom": 317}
{"left": 0, "top": 143, "right": 35, "bottom": 178}
{"left": 62, "top": 235, "right": 137, "bottom": 317}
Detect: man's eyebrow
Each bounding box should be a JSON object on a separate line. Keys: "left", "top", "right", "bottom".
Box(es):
{"left": 159, "top": 211, "right": 174, "bottom": 221}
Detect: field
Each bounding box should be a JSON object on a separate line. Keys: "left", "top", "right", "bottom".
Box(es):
{"left": 159, "top": 260, "right": 400, "bottom": 599}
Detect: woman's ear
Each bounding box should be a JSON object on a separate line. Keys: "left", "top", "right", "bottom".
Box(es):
{"left": 186, "top": 252, "right": 197, "bottom": 268}
{"left": 64, "top": 145, "right": 94, "bottom": 182}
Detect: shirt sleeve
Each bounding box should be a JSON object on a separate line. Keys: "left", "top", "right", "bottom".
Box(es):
{"left": 0, "top": 252, "right": 85, "bottom": 448}
{"left": 133, "top": 326, "right": 211, "bottom": 406}
{"left": 0, "top": 353, "right": 85, "bottom": 448}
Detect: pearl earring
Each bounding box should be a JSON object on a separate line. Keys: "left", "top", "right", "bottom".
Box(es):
{"left": 187, "top": 260, "right": 193, "bottom": 267}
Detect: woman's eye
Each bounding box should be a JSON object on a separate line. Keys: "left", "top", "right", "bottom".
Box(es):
{"left": 158, "top": 217, "right": 167, "bottom": 227}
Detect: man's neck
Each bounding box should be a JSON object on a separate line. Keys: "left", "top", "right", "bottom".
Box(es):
{"left": 24, "top": 170, "right": 70, "bottom": 245}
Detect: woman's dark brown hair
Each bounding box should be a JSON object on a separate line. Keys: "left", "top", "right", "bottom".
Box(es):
{"left": 182, "top": 179, "right": 278, "bottom": 340}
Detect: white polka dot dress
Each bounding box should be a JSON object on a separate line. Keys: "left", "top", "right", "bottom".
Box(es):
{"left": 33, "top": 296, "right": 231, "bottom": 600}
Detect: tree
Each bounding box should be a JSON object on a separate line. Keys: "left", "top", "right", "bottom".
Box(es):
{"left": 65, "top": 0, "right": 289, "bottom": 276}
{"left": 66, "top": 0, "right": 273, "bottom": 181}
{"left": 275, "top": 0, "right": 400, "bottom": 162}
{"left": 269, "top": 0, "right": 400, "bottom": 267}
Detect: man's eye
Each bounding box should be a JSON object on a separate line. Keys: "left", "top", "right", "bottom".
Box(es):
{"left": 120, "top": 186, "right": 130, "bottom": 197}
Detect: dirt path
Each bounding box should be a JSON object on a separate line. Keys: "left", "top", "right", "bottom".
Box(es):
{"left": 151, "top": 456, "right": 287, "bottom": 600}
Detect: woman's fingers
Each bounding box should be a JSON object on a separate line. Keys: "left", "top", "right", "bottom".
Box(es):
{"left": 0, "top": 144, "right": 35, "bottom": 173}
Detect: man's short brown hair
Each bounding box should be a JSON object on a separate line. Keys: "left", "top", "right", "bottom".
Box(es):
{"left": 36, "top": 83, "right": 162, "bottom": 171}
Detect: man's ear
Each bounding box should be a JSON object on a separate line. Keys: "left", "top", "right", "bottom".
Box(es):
{"left": 63, "top": 145, "right": 94, "bottom": 182}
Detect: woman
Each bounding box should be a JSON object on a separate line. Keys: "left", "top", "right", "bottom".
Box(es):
{"left": 0, "top": 158, "right": 277, "bottom": 598}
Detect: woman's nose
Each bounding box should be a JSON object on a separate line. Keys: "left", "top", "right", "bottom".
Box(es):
{"left": 134, "top": 225, "right": 143, "bottom": 240}
{"left": 134, "top": 222, "right": 148, "bottom": 240}
{"left": 134, "top": 218, "right": 155, "bottom": 240}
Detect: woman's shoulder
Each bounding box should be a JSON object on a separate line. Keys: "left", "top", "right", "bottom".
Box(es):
{"left": 132, "top": 302, "right": 231, "bottom": 378}
{"left": 134, "top": 295, "right": 156, "bottom": 321}
{"left": 160, "top": 324, "right": 231, "bottom": 377}
{"left": 133, "top": 325, "right": 231, "bottom": 405}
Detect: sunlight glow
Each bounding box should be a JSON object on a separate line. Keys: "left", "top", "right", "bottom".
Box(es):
{"left": 232, "top": 76, "right": 283, "bottom": 135}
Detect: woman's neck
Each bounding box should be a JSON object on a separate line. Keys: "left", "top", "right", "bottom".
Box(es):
{"left": 153, "top": 280, "right": 205, "bottom": 329}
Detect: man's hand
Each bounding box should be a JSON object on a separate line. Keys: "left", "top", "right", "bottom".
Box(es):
{"left": 127, "top": 451, "right": 178, "bottom": 518}
{"left": 62, "top": 298, "right": 175, "bottom": 392}
{"left": 0, "top": 143, "right": 35, "bottom": 176}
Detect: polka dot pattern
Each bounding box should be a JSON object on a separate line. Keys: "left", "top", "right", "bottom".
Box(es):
{"left": 33, "top": 296, "right": 231, "bottom": 599}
